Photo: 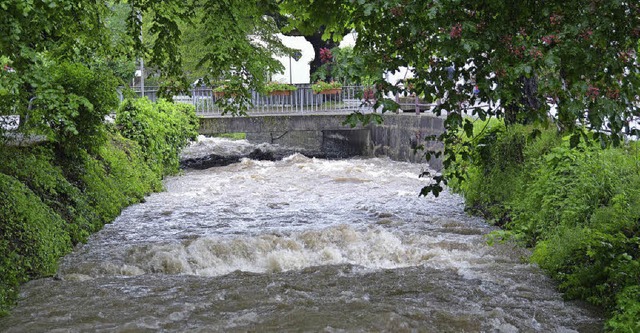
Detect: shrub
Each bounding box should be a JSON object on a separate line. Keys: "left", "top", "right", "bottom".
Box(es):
{"left": 116, "top": 98, "right": 198, "bottom": 177}
{"left": 30, "top": 61, "right": 119, "bottom": 157}
{"left": 447, "top": 119, "right": 640, "bottom": 330}
{"left": 0, "top": 146, "right": 99, "bottom": 244}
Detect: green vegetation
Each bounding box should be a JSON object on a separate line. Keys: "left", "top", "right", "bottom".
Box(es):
{"left": 116, "top": 98, "right": 198, "bottom": 177}
{"left": 29, "top": 61, "right": 120, "bottom": 157}
{"left": 262, "top": 82, "right": 297, "bottom": 95}
{"left": 447, "top": 120, "right": 640, "bottom": 331}
{"left": 214, "top": 133, "right": 247, "bottom": 140}
{"left": 0, "top": 99, "right": 197, "bottom": 315}
{"left": 311, "top": 80, "right": 343, "bottom": 93}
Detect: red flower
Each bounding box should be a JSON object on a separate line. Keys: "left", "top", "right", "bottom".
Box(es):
{"left": 606, "top": 88, "right": 620, "bottom": 100}
{"left": 529, "top": 47, "right": 543, "bottom": 60}
{"left": 586, "top": 85, "right": 600, "bottom": 101}
{"left": 390, "top": 6, "right": 404, "bottom": 17}
{"left": 541, "top": 34, "right": 559, "bottom": 46}
{"left": 579, "top": 29, "right": 593, "bottom": 41}
{"left": 364, "top": 88, "right": 375, "bottom": 100}
{"left": 320, "top": 48, "right": 333, "bottom": 64}
{"left": 450, "top": 23, "right": 462, "bottom": 39}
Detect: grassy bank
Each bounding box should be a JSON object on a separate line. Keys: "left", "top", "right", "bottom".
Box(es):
{"left": 446, "top": 120, "right": 640, "bottom": 331}
{"left": 0, "top": 98, "right": 197, "bottom": 315}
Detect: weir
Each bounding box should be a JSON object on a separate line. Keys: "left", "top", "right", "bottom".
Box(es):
{"left": 199, "top": 113, "right": 445, "bottom": 168}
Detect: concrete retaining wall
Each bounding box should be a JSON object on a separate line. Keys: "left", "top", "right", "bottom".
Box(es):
{"left": 198, "top": 113, "right": 444, "bottom": 167}
{"left": 370, "top": 114, "right": 445, "bottom": 169}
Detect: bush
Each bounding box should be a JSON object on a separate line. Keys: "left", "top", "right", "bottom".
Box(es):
{"left": 79, "top": 134, "right": 163, "bottom": 223}
{"left": 0, "top": 146, "right": 99, "bottom": 244}
{"left": 30, "top": 61, "right": 119, "bottom": 157}
{"left": 448, "top": 120, "right": 640, "bottom": 330}
{"left": 116, "top": 98, "right": 198, "bottom": 177}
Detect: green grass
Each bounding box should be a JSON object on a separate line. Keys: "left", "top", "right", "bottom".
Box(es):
{"left": 214, "top": 132, "right": 246, "bottom": 140}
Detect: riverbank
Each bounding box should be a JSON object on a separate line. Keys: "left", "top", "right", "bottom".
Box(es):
{"left": 0, "top": 98, "right": 198, "bottom": 315}
{"left": 446, "top": 120, "right": 640, "bottom": 331}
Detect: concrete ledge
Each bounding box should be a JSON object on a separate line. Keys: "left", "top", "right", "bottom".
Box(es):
{"left": 198, "top": 113, "right": 445, "bottom": 168}
{"left": 199, "top": 113, "right": 367, "bottom": 135}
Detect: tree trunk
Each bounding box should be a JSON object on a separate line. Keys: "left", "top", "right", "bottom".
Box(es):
{"left": 304, "top": 30, "right": 340, "bottom": 79}
{"left": 505, "top": 75, "right": 540, "bottom": 126}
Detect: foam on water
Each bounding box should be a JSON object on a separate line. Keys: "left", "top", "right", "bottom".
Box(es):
{"left": 58, "top": 223, "right": 495, "bottom": 280}
{"left": 179, "top": 135, "right": 279, "bottom": 160}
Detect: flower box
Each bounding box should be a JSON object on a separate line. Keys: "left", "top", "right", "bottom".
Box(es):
{"left": 316, "top": 88, "right": 342, "bottom": 95}
{"left": 263, "top": 82, "right": 297, "bottom": 96}
{"left": 269, "top": 90, "right": 293, "bottom": 96}
{"left": 312, "top": 81, "right": 343, "bottom": 94}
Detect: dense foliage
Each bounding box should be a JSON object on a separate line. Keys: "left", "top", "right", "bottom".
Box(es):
{"left": 0, "top": 0, "right": 128, "bottom": 139}
{"left": 116, "top": 98, "right": 198, "bottom": 177}
{"left": 178, "top": 0, "right": 292, "bottom": 90}
{"left": 284, "top": 0, "right": 640, "bottom": 195}
{"left": 0, "top": 98, "right": 197, "bottom": 315}
{"left": 0, "top": 173, "right": 70, "bottom": 316}
{"left": 311, "top": 46, "right": 380, "bottom": 86}
{"left": 448, "top": 121, "right": 640, "bottom": 331}
{"left": 0, "top": 136, "right": 155, "bottom": 315}
{"left": 29, "top": 61, "right": 120, "bottom": 156}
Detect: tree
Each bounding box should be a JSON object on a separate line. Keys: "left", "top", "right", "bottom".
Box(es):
{"left": 0, "top": 0, "right": 124, "bottom": 152}
{"left": 177, "top": 0, "right": 293, "bottom": 89}
{"left": 277, "top": 0, "right": 355, "bottom": 77}
{"left": 284, "top": 0, "right": 640, "bottom": 195}
{"left": 311, "top": 45, "right": 380, "bottom": 85}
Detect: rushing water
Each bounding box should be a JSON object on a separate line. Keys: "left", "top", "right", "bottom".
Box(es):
{"left": 1, "top": 137, "right": 602, "bottom": 332}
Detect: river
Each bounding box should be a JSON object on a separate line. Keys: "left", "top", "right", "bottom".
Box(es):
{"left": 0, "top": 137, "right": 602, "bottom": 332}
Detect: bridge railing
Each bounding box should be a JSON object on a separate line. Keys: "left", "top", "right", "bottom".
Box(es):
{"left": 127, "top": 85, "right": 376, "bottom": 116}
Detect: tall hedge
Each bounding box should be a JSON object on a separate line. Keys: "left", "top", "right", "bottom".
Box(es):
{"left": 448, "top": 121, "right": 640, "bottom": 331}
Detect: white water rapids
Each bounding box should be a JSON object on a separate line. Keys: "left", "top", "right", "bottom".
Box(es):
{"left": 0, "top": 137, "right": 602, "bottom": 332}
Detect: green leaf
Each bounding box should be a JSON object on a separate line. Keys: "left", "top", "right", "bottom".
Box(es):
{"left": 569, "top": 132, "right": 581, "bottom": 148}
{"left": 463, "top": 119, "right": 474, "bottom": 138}
{"left": 363, "top": 4, "right": 374, "bottom": 16}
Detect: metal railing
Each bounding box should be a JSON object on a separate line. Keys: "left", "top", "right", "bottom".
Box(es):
{"left": 128, "top": 85, "right": 377, "bottom": 116}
